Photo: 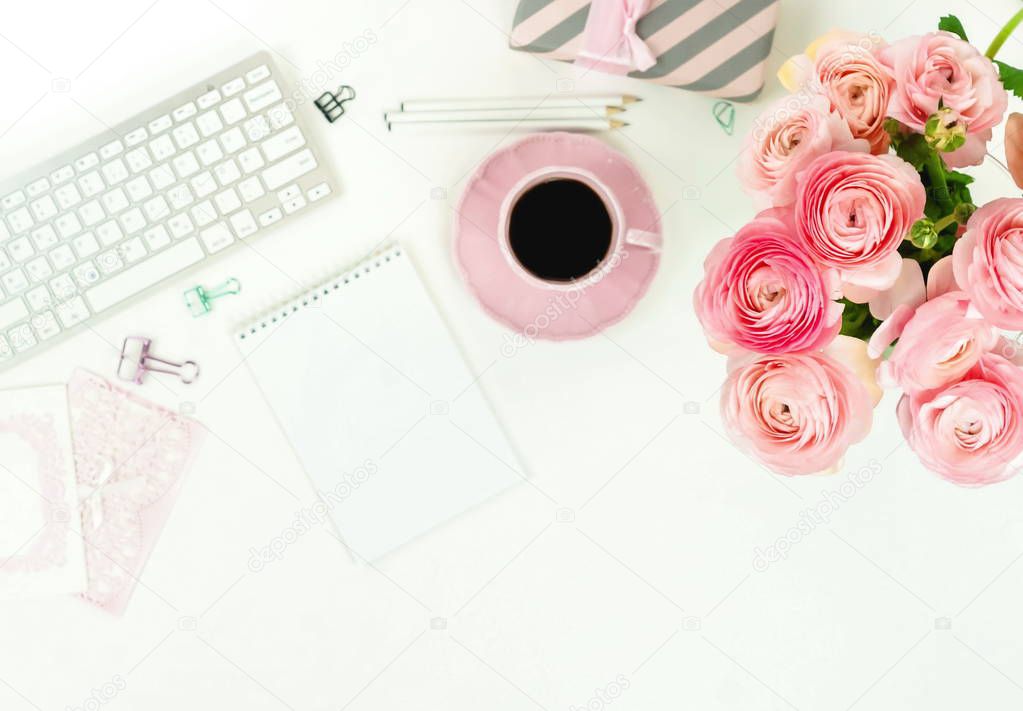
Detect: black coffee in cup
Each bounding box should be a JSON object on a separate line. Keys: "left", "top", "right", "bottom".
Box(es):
{"left": 508, "top": 178, "right": 614, "bottom": 282}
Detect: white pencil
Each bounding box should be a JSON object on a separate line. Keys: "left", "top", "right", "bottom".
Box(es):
{"left": 385, "top": 106, "right": 624, "bottom": 124}
{"left": 399, "top": 95, "right": 641, "bottom": 112}
{"left": 388, "top": 117, "right": 628, "bottom": 133}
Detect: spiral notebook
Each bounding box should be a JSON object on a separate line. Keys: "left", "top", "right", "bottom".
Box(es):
{"left": 236, "top": 244, "right": 523, "bottom": 560}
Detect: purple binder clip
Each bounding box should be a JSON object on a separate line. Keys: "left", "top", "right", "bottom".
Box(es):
{"left": 118, "top": 337, "right": 199, "bottom": 385}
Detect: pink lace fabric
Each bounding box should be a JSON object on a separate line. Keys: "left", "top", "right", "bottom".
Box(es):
{"left": 68, "top": 370, "right": 202, "bottom": 615}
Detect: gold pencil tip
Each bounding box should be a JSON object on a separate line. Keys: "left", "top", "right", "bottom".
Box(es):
{"left": 607, "top": 106, "right": 626, "bottom": 116}
{"left": 622, "top": 95, "right": 642, "bottom": 104}
{"left": 611, "top": 120, "right": 628, "bottom": 129}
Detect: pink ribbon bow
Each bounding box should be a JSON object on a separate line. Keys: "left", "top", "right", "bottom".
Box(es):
{"left": 576, "top": 0, "right": 658, "bottom": 74}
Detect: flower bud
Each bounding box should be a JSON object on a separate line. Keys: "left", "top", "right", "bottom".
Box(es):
{"left": 925, "top": 108, "right": 968, "bottom": 153}
{"left": 910, "top": 218, "right": 939, "bottom": 249}
{"left": 953, "top": 202, "right": 977, "bottom": 225}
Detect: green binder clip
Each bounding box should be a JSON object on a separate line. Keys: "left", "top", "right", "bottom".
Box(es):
{"left": 184, "top": 278, "right": 241, "bottom": 317}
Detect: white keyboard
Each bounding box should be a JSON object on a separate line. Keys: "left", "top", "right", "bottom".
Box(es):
{"left": 0, "top": 52, "right": 335, "bottom": 370}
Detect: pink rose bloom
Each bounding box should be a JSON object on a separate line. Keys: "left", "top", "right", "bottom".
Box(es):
{"left": 872, "top": 291, "right": 998, "bottom": 393}
{"left": 694, "top": 209, "right": 843, "bottom": 355}
{"left": 953, "top": 198, "right": 1023, "bottom": 329}
{"left": 739, "top": 94, "right": 868, "bottom": 208}
{"left": 794, "top": 151, "right": 926, "bottom": 294}
{"left": 879, "top": 32, "right": 1008, "bottom": 167}
{"left": 721, "top": 338, "right": 877, "bottom": 476}
{"left": 779, "top": 32, "right": 895, "bottom": 153}
{"left": 898, "top": 354, "right": 1023, "bottom": 486}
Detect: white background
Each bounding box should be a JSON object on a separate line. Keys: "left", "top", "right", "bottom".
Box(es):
{"left": 1, "top": 0, "right": 1023, "bottom": 709}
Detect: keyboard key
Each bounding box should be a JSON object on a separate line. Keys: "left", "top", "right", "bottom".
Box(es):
{"left": 120, "top": 207, "right": 146, "bottom": 234}
{"left": 97, "top": 250, "right": 124, "bottom": 274}
{"left": 101, "top": 158, "right": 129, "bottom": 185}
{"left": 120, "top": 237, "right": 147, "bottom": 263}
{"left": 150, "top": 135, "right": 176, "bottom": 161}
{"left": 0, "top": 250, "right": 11, "bottom": 271}
{"left": 244, "top": 116, "right": 270, "bottom": 141}
{"left": 258, "top": 207, "right": 283, "bottom": 226}
{"left": 79, "top": 200, "right": 105, "bottom": 227}
{"left": 308, "top": 182, "right": 331, "bottom": 202}
{"left": 9, "top": 323, "right": 37, "bottom": 352}
{"left": 237, "top": 148, "right": 264, "bottom": 174}
{"left": 173, "top": 152, "right": 200, "bottom": 179}
{"left": 2, "top": 268, "right": 28, "bottom": 293}
{"left": 50, "top": 165, "right": 75, "bottom": 184}
{"left": 168, "top": 184, "right": 194, "bottom": 209}
{"left": 199, "top": 223, "right": 234, "bottom": 253}
{"left": 143, "top": 225, "right": 171, "bottom": 250}
{"left": 238, "top": 176, "right": 264, "bottom": 202}
{"left": 31, "top": 311, "right": 60, "bottom": 340}
{"left": 173, "top": 102, "right": 197, "bottom": 121}
{"left": 197, "top": 111, "right": 223, "bottom": 137}
{"left": 8, "top": 237, "right": 33, "bottom": 262}
{"left": 1, "top": 191, "right": 25, "bottom": 209}
{"left": 0, "top": 297, "right": 29, "bottom": 331}
{"left": 72, "top": 233, "right": 100, "bottom": 257}
{"left": 244, "top": 80, "right": 282, "bottom": 112}
{"left": 214, "top": 188, "right": 241, "bottom": 214}
{"left": 246, "top": 64, "right": 270, "bottom": 84}
{"left": 26, "top": 178, "right": 50, "bottom": 197}
{"left": 0, "top": 336, "right": 11, "bottom": 361}
{"left": 192, "top": 201, "right": 217, "bottom": 227}
{"left": 29, "top": 195, "right": 58, "bottom": 221}
{"left": 75, "top": 153, "right": 99, "bottom": 171}
{"left": 55, "top": 183, "right": 82, "bottom": 209}
{"left": 85, "top": 238, "right": 204, "bottom": 312}
{"left": 56, "top": 297, "right": 90, "bottom": 327}
{"left": 282, "top": 195, "right": 306, "bottom": 214}
{"left": 214, "top": 158, "right": 241, "bottom": 185}
{"left": 173, "top": 122, "right": 200, "bottom": 149}
{"left": 31, "top": 225, "right": 59, "bottom": 250}
{"left": 49, "top": 274, "right": 76, "bottom": 300}
{"left": 168, "top": 213, "right": 195, "bottom": 238}
{"left": 197, "top": 89, "right": 222, "bottom": 110}
{"left": 99, "top": 139, "right": 124, "bottom": 159}
{"left": 143, "top": 195, "right": 170, "bottom": 221}
{"left": 229, "top": 209, "right": 257, "bottom": 238}
{"left": 278, "top": 184, "right": 301, "bottom": 202}
{"left": 148, "top": 114, "right": 172, "bottom": 134}
{"left": 192, "top": 171, "right": 217, "bottom": 198}
{"left": 219, "top": 127, "right": 246, "bottom": 153}
{"left": 125, "top": 127, "right": 148, "bottom": 146}
{"left": 26, "top": 286, "right": 52, "bottom": 311}
{"left": 73, "top": 261, "right": 101, "bottom": 286}
{"left": 49, "top": 245, "right": 75, "bottom": 271}
{"left": 222, "top": 77, "right": 245, "bottom": 96}
{"left": 263, "top": 126, "right": 305, "bottom": 162}
{"left": 6, "top": 208, "right": 34, "bottom": 234}
{"left": 55, "top": 213, "right": 82, "bottom": 239}
{"left": 261, "top": 149, "right": 317, "bottom": 190}
{"left": 197, "top": 139, "right": 224, "bottom": 166}
{"left": 0, "top": 223, "right": 8, "bottom": 243}
{"left": 102, "top": 187, "right": 130, "bottom": 214}
{"left": 149, "top": 164, "right": 175, "bottom": 190}
{"left": 267, "top": 103, "right": 294, "bottom": 130}
{"left": 220, "top": 98, "right": 246, "bottom": 124}
{"left": 125, "top": 147, "right": 153, "bottom": 173}
{"left": 125, "top": 175, "right": 153, "bottom": 201}
{"left": 25, "top": 257, "right": 52, "bottom": 282}
{"left": 78, "top": 171, "right": 106, "bottom": 197}
{"left": 96, "top": 220, "right": 123, "bottom": 246}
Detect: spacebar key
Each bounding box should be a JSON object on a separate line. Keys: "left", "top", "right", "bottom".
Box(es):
{"left": 85, "top": 238, "right": 205, "bottom": 313}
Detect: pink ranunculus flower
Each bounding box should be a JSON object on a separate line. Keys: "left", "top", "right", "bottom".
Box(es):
{"left": 693, "top": 208, "right": 843, "bottom": 355}
{"left": 721, "top": 337, "right": 878, "bottom": 476}
{"left": 953, "top": 198, "right": 1023, "bottom": 329}
{"left": 897, "top": 354, "right": 1023, "bottom": 486}
{"left": 879, "top": 32, "right": 1008, "bottom": 167}
{"left": 739, "top": 94, "right": 869, "bottom": 208}
{"left": 779, "top": 31, "right": 895, "bottom": 154}
{"left": 871, "top": 291, "right": 998, "bottom": 393}
{"left": 794, "top": 151, "right": 926, "bottom": 295}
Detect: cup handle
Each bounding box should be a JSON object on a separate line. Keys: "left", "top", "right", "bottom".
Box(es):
{"left": 624, "top": 227, "right": 661, "bottom": 251}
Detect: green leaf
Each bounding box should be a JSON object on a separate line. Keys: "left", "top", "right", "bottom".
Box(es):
{"left": 995, "top": 60, "right": 1023, "bottom": 100}
{"left": 939, "top": 15, "right": 968, "bottom": 41}
{"left": 893, "top": 133, "right": 934, "bottom": 171}
{"left": 945, "top": 170, "right": 975, "bottom": 186}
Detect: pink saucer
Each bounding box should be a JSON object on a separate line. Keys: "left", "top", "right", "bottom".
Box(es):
{"left": 453, "top": 132, "right": 662, "bottom": 341}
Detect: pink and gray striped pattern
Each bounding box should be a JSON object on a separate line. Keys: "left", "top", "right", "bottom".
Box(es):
{"left": 510, "top": 0, "right": 781, "bottom": 101}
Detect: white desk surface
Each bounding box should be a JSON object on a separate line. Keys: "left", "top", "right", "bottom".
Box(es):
{"left": 2, "top": 0, "right": 1023, "bottom": 709}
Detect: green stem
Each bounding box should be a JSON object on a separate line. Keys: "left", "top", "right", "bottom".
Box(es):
{"left": 987, "top": 7, "right": 1023, "bottom": 59}
{"left": 925, "top": 151, "right": 954, "bottom": 214}
{"left": 933, "top": 213, "right": 958, "bottom": 233}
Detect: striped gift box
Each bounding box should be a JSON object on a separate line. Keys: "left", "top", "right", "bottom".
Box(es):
{"left": 511, "top": 0, "right": 781, "bottom": 102}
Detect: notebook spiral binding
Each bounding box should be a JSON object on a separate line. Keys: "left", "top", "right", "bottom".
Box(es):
{"left": 236, "top": 243, "right": 403, "bottom": 340}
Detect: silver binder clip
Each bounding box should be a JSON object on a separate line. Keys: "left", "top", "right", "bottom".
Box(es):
{"left": 118, "top": 337, "right": 199, "bottom": 385}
